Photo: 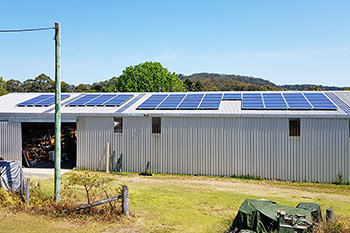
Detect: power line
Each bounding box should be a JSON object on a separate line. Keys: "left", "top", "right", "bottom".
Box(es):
{"left": 0, "top": 27, "right": 55, "bottom": 33}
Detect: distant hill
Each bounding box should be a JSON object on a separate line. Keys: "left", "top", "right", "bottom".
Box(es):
{"left": 279, "top": 84, "right": 346, "bottom": 91}
{"left": 181, "top": 73, "right": 349, "bottom": 91}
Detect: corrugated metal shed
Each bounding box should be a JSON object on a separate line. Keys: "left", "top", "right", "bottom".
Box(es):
{"left": 0, "top": 91, "right": 349, "bottom": 182}
{"left": 0, "top": 91, "right": 350, "bottom": 118}
{"left": 0, "top": 121, "right": 22, "bottom": 161}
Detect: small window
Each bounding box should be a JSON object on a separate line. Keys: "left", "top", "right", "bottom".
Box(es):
{"left": 114, "top": 117, "right": 123, "bottom": 133}
{"left": 289, "top": 119, "right": 300, "bottom": 137}
{"left": 152, "top": 117, "right": 161, "bottom": 134}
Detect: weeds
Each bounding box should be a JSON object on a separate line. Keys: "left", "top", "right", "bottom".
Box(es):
{"left": 230, "top": 174, "right": 264, "bottom": 181}
{"left": 314, "top": 218, "right": 350, "bottom": 233}
{"left": 1, "top": 171, "right": 124, "bottom": 221}
{"left": 332, "top": 171, "right": 350, "bottom": 185}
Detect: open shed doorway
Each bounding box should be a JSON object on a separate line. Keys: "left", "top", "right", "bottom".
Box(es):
{"left": 21, "top": 122, "right": 77, "bottom": 169}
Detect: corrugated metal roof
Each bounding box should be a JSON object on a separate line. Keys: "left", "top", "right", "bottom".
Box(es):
{"left": 0, "top": 91, "right": 349, "bottom": 119}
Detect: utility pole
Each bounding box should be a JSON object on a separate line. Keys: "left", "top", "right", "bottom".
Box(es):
{"left": 54, "top": 22, "right": 61, "bottom": 202}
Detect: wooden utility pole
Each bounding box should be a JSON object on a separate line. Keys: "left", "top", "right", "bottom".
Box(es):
{"left": 54, "top": 22, "right": 61, "bottom": 202}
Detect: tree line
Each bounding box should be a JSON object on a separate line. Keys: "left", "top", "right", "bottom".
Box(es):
{"left": 1, "top": 61, "right": 347, "bottom": 97}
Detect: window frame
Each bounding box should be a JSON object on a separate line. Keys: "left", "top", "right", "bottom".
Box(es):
{"left": 152, "top": 117, "right": 161, "bottom": 134}
{"left": 289, "top": 118, "right": 300, "bottom": 137}
{"left": 114, "top": 117, "right": 123, "bottom": 133}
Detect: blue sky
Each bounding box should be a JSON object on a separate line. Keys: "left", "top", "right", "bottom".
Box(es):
{"left": 0, "top": 0, "right": 349, "bottom": 86}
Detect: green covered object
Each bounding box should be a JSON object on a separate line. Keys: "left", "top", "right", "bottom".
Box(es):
{"left": 230, "top": 199, "right": 313, "bottom": 233}
{"left": 297, "top": 202, "right": 322, "bottom": 223}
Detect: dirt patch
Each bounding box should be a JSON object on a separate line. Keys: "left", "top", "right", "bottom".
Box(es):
{"left": 117, "top": 175, "right": 350, "bottom": 203}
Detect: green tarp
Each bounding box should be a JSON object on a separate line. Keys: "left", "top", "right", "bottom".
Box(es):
{"left": 230, "top": 199, "right": 313, "bottom": 233}
{"left": 296, "top": 202, "right": 322, "bottom": 222}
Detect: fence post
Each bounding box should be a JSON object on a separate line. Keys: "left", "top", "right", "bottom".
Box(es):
{"left": 122, "top": 185, "right": 129, "bottom": 216}
{"left": 25, "top": 178, "right": 30, "bottom": 204}
{"left": 326, "top": 209, "right": 334, "bottom": 221}
{"left": 106, "top": 142, "right": 110, "bottom": 172}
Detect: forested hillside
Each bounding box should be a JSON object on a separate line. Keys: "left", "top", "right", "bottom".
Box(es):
{"left": 182, "top": 73, "right": 349, "bottom": 91}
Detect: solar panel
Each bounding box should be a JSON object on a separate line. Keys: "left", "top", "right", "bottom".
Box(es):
{"left": 242, "top": 93, "right": 264, "bottom": 109}
{"left": 17, "top": 94, "right": 52, "bottom": 106}
{"left": 325, "top": 92, "right": 350, "bottom": 114}
{"left": 304, "top": 93, "right": 337, "bottom": 110}
{"left": 198, "top": 93, "right": 222, "bottom": 110}
{"left": 67, "top": 94, "right": 100, "bottom": 106}
{"left": 85, "top": 94, "right": 117, "bottom": 106}
{"left": 222, "top": 93, "right": 242, "bottom": 100}
{"left": 177, "top": 94, "right": 204, "bottom": 109}
{"left": 136, "top": 94, "right": 168, "bottom": 110}
{"left": 262, "top": 93, "right": 288, "bottom": 109}
{"left": 283, "top": 93, "right": 312, "bottom": 110}
{"left": 34, "top": 94, "right": 70, "bottom": 107}
{"left": 157, "top": 94, "right": 186, "bottom": 109}
{"left": 103, "top": 94, "right": 133, "bottom": 106}
{"left": 18, "top": 94, "right": 70, "bottom": 107}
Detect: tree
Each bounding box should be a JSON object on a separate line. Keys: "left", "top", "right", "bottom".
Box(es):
{"left": 183, "top": 79, "right": 203, "bottom": 92}
{"left": 193, "top": 80, "right": 203, "bottom": 92}
{"left": 91, "top": 81, "right": 108, "bottom": 92}
{"left": 109, "top": 61, "right": 185, "bottom": 92}
{"left": 22, "top": 73, "right": 55, "bottom": 92}
{"left": 0, "top": 77, "right": 8, "bottom": 96}
{"left": 74, "top": 83, "right": 92, "bottom": 92}
{"left": 61, "top": 81, "right": 75, "bottom": 92}
{"left": 183, "top": 79, "right": 193, "bottom": 91}
{"left": 5, "top": 79, "right": 23, "bottom": 92}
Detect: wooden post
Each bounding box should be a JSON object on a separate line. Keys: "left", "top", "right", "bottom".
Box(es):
{"left": 326, "top": 208, "right": 334, "bottom": 221}
{"left": 122, "top": 185, "right": 129, "bottom": 216}
{"left": 106, "top": 142, "right": 110, "bottom": 172}
{"left": 25, "top": 178, "right": 30, "bottom": 204}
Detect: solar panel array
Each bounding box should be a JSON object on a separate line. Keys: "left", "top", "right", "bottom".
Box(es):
{"left": 15, "top": 92, "right": 345, "bottom": 111}
{"left": 18, "top": 94, "right": 70, "bottom": 107}
{"left": 136, "top": 92, "right": 339, "bottom": 111}
{"left": 136, "top": 93, "right": 223, "bottom": 110}
{"left": 67, "top": 94, "right": 133, "bottom": 107}
{"left": 241, "top": 92, "right": 337, "bottom": 110}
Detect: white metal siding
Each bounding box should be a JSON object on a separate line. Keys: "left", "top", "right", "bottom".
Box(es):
{"left": 0, "top": 121, "right": 22, "bottom": 161}
{"left": 76, "top": 117, "right": 113, "bottom": 171}
{"left": 77, "top": 116, "right": 350, "bottom": 182}
{"left": 112, "top": 117, "right": 350, "bottom": 182}
{"left": 113, "top": 117, "right": 151, "bottom": 173}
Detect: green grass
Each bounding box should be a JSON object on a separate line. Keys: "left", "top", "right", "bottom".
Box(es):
{"left": 2, "top": 171, "right": 350, "bottom": 232}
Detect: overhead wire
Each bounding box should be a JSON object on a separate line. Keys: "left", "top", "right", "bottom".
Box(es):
{"left": 0, "top": 27, "right": 55, "bottom": 33}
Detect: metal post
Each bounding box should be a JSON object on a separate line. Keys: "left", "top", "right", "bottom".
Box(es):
{"left": 54, "top": 22, "right": 61, "bottom": 202}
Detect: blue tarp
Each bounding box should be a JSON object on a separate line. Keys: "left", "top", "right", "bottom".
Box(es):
{"left": 0, "top": 160, "right": 24, "bottom": 193}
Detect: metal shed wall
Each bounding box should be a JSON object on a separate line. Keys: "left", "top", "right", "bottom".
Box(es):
{"left": 76, "top": 117, "right": 113, "bottom": 171}
{"left": 0, "top": 121, "right": 22, "bottom": 161}
{"left": 111, "top": 117, "right": 349, "bottom": 182}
